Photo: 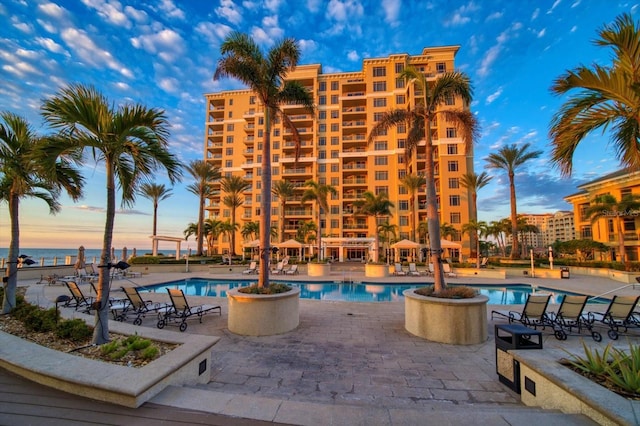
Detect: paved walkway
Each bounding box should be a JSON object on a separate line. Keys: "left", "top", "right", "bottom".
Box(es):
{"left": 14, "top": 270, "right": 640, "bottom": 425}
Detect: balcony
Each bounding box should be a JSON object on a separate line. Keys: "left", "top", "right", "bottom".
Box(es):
{"left": 283, "top": 168, "right": 312, "bottom": 176}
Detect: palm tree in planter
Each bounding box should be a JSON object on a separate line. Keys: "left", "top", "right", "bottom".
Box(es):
{"left": 485, "top": 143, "right": 542, "bottom": 259}
{"left": 585, "top": 194, "right": 640, "bottom": 269}
{"left": 220, "top": 175, "right": 250, "bottom": 256}
{"left": 42, "top": 84, "right": 182, "bottom": 345}
{"left": 460, "top": 171, "right": 492, "bottom": 261}
{"left": 139, "top": 182, "right": 172, "bottom": 237}
{"left": 461, "top": 220, "right": 487, "bottom": 268}
{"left": 186, "top": 160, "right": 221, "bottom": 256}
{"left": 400, "top": 174, "right": 426, "bottom": 243}
{"left": 301, "top": 180, "right": 337, "bottom": 262}
{"left": 0, "top": 112, "right": 83, "bottom": 314}
{"left": 272, "top": 180, "right": 296, "bottom": 243}
{"left": 378, "top": 221, "right": 398, "bottom": 264}
{"left": 368, "top": 65, "right": 478, "bottom": 291}
{"left": 215, "top": 32, "right": 314, "bottom": 288}
{"left": 353, "top": 191, "right": 394, "bottom": 263}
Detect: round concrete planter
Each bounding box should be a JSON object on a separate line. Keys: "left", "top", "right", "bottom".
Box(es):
{"left": 227, "top": 287, "right": 300, "bottom": 336}
{"left": 307, "top": 262, "right": 331, "bottom": 277}
{"left": 365, "top": 263, "right": 389, "bottom": 278}
{"left": 403, "top": 289, "right": 488, "bottom": 345}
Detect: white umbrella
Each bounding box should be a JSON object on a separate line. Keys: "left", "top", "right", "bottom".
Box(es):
{"left": 121, "top": 247, "right": 128, "bottom": 261}
{"left": 74, "top": 245, "right": 86, "bottom": 269}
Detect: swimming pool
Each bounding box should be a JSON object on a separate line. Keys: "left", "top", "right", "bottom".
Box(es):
{"left": 138, "top": 278, "right": 605, "bottom": 304}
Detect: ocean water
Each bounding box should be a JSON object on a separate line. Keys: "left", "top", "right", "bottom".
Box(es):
{"left": 0, "top": 248, "right": 189, "bottom": 267}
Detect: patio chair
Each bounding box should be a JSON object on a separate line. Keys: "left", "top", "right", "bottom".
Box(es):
{"left": 393, "top": 263, "right": 406, "bottom": 276}
{"left": 117, "top": 286, "right": 170, "bottom": 325}
{"left": 242, "top": 261, "right": 258, "bottom": 275}
{"left": 442, "top": 263, "right": 457, "bottom": 278}
{"left": 271, "top": 261, "right": 285, "bottom": 275}
{"left": 64, "top": 281, "right": 94, "bottom": 312}
{"left": 408, "top": 263, "right": 421, "bottom": 276}
{"left": 480, "top": 257, "right": 489, "bottom": 268}
{"left": 548, "top": 295, "right": 601, "bottom": 341}
{"left": 285, "top": 264, "right": 299, "bottom": 275}
{"left": 588, "top": 295, "right": 640, "bottom": 340}
{"left": 491, "top": 293, "right": 552, "bottom": 330}
{"left": 89, "top": 283, "right": 130, "bottom": 319}
{"left": 157, "top": 288, "right": 221, "bottom": 332}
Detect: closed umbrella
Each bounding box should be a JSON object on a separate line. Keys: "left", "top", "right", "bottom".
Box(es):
{"left": 131, "top": 247, "right": 137, "bottom": 260}
{"left": 110, "top": 246, "right": 115, "bottom": 262}
{"left": 121, "top": 247, "right": 128, "bottom": 261}
{"left": 74, "top": 245, "right": 86, "bottom": 269}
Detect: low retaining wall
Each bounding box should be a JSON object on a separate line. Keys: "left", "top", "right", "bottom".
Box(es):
{"left": 0, "top": 310, "right": 219, "bottom": 408}
{"left": 454, "top": 268, "right": 506, "bottom": 279}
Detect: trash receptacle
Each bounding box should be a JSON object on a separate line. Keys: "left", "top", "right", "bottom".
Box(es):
{"left": 560, "top": 267, "right": 570, "bottom": 279}
{"left": 495, "top": 324, "right": 542, "bottom": 393}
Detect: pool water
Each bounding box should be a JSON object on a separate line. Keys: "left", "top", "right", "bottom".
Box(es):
{"left": 138, "top": 278, "right": 605, "bottom": 304}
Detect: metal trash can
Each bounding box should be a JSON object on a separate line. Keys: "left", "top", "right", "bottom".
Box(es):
{"left": 560, "top": 267, "right": 570, "bottom": 279}
{"left": 495, "top": 324, "right": 542, "bottom": 393}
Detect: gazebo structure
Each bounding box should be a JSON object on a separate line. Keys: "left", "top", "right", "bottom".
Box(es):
{"left": 149, "top": 235, "right": 183, "bottom": 260}
{"left": 275, "top": 239, "right": 306, "bottom": 260}
{"left": 242, "top": 239, "right": 260, "bottom": 261}
{"left": 391, "top": 239, "right": 421, "bottom": 263}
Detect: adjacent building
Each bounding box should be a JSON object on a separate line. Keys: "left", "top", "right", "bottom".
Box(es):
{"left": 203, "top": 46, "right": 475, "bottom": 259}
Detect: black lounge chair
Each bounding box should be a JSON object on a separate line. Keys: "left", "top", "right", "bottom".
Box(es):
{"left": 157, "top": 288, "right": 221, "bottom": 332}
{"left": 548, "top": 295, "right": 601, "bottom": 341}
{"left": 491, "top": 293, "right": 552, "bottom": 330}
{"left": 64, "top": 281, "right": 94, "bottom": 312}
{"left": 588, "top": 295, "right": 640, "bottom": 340}
{"left": 117, "top": 286, "right": 170, "bottom": 326}
{"left": 88, "top": 283, "right": 130, "bottom": 319}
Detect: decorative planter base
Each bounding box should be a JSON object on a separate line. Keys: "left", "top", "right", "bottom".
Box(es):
{"left": 307, "top": 263, "right": 331, "bottom": 277}
{"left": 403, "top": 289, "right": 488, "bottom": 345}
{"left": 227, "top": 287, "right": 300, "bottom": 336}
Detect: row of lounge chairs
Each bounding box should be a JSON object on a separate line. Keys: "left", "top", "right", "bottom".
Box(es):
{"left": 393, "top": 263, "right": 457, "bottom": 278}
{"left": 63, "top": 281, "right": 221, "bottom": 332}
{"left": 491, "top": 293, "right": 640, "bottom": 341}
{"left": 243, "top": 260, "right": 299, "bottom": 275}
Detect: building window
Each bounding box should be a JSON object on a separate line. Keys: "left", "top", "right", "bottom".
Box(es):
{"left": 331, "top": 110, "right": 339, "bottom": 119}
{"left": 225, "top": 160, "right": 233, "bottom": 168}
{"left": 319, "top": 95, "right": 326, "bottom": 105}
{"left": 273, "top": 141, "right": 279, "bottom": 149}
{"left": 375, "top": 186, "right": 388, "bottom": 195}
{"left": 398, "top": 154, "right": 405, "bottom": 164}
{"left": 319, "top": 123, "right": 326, "bottom": 132}
{"left": 226, "top": 124, "right": 234, "bottom": 131}
{"left": 318, "top": 137, "right": 326, "bottom": 146}
{"left": 448, "top": 177, "right": 459, "bottom": 189}
{"left": 226, "top": 148, "right": 233, "bottom": 156}
{"left": 318, "top": 81, "right": 326, "bottom": 92}
{"left": 446, "top": 127, "right": 457, "bottom": 138}
{"left": 374, "top": 141, "right": 388, "bottom": 150}
{"left": 373, "top": 112, "right": 384, "bottom": 122}
{"left": 445, "top": 94, "right": 455, "bottom": 105}
{"left": 318, "top": 150, "right": 326, "bottom": 159}
{"left": 226, "top": 136, "right": 234, "bottom": 143}
{"left": 395, "top": 78, "right": 405, "bottom": 89}
{"left": 396, "top": 94, "right": 405, "bottom": 104}
{"left": 273, "top": 129, "right": 280, "bottom": 136}
{"left": 436, "top": 62, "right": 446, "bottom": 73}
{"left": 397, "top": 138, "right": 406, "bottom": 148}
{"left": 273, "top": 167, "right": 279, "bottom": 175}
{"left": 398, "top": 200, "right": 409, "bottom": 211}
{"left": 318, "top": 164, "right": 326, "bottom": 172}
{"left": 398, "top": 169, "right": 406, "bottom": 179}
{"left": 331, "top": 81, "right": 339, "bottom": 90}
{"left": 331, "top": 177, "right": 339, "bottom": 186}
{"left": 331, "top": 136, "right": 339, "bottom": 145}
{"left": 395, "top": 63, "right": 404, "bottom": 73}
{"left": 399, "top": 216, "right": 409, "bottom": 226}
{"left": 373, "top": 81, "right": 386, "bottom": 92}
{"left": 331, "top": 163, "right": 339, "bottom": 172}
{"left": 447, "top": 144, "right": 458, "bottom": 155}
{"left": 373, "top": 66, "right": 386, "bottom": 77}
{"left": 447, "top": 161, "right": 458, "bottom": 172}
{"left": 450, "top": 212, "right": 461, "bottom": 224}
{"left": 374, "top": 156, "right": 388, "bottom": 166}
{"left": 229, "top": 99, "right": 233, "bottom": 106}
{"left": 319, "top": 111, "right": 326, "bottom": 119}
{"left": 331, "top": 206, "right": 339, "bottom": 215}
{"left": 228, "top": 111, "right": 233, "bottom": 118}
{"left": 249, "top": 96, "right": 255, "bottom": 104}
{"left": 449, "top": 195, "right": 460, "bottom": 206}
{"left": 375, "top": 171, "right": 388, "bottom": 180}
{"left": 398, "top": 185, "right": 407, "bottom": 195}
{"left": 272, "top": 154, "right": 279, "bottom": 162}
{"left": 331, "top": 123, "right": 339, "bottom": 132}
{"left": 373, "top": 98, "right": 387, "bottom": 107}
{"left": 331, "top": 95, "right": 339, "bottom": 104}
{"left": 331, "top": 150, "right": 339, "bottom": 159}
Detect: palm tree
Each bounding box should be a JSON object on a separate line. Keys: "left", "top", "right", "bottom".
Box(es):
{"left": 272, "top": 180, "right": 296, "bottom": 243}
{"left": 400, "top": 174, "right": 425, "bottom": 242}
{"left": 460, "top": 171, "right": 492, "bottom": 258}
{"left": 138, "top": 183, "right": 172, "bottom": 236}
{"left": 218, "top": 220, "right": 239, "bottom": 257}
{"left": 461, "top": 220, "right": 487, "bottom": 268}
{"left": 185, "top": 160, "right": 221, "bottom": 256}
{"left": 204, "top": 218, "right": 223, "bottom": 254}
{"left": 214, "top": 32, "right": 314, "bottom": 288}
{"left": 296, "top": 220, "right": 317, "bottom": 257}
{"left": 301, "top": 180, "right": 337, "bottom": 262}
{"left": 0, "top": 112, "right": 83, "bottom": 314}
{"left": 377, "top": 221, "right": 398, "bottom": 264}
{"left": 368, "top": 66, "right": 478, "bottom": 291}
{"left": 550, "top": 13, "right": 640, "bottom": 176}
{"left": 353, "top": 191, "right": 395, "bottom": 262}
{"left": 487, "top": 220, "right": 508, "bottom": 257}
{"left": 241, "top": 221, "right": 260, "bottom": 242}
{"left": 440, "top": 222, "right": 456, "bottom": 240}
{"left": 585, "top": 194, "right": 640, "bottom": 269}
{"left": 485, "top": 143, "right": 542, "bottom": 259}
{"left": 42, "top": 84, "right": 181, "bottom": 345}
{"left": 220, "top": 175, "right": 250, "bottom": 255}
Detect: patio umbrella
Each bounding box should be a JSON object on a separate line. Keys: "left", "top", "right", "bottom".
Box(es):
{"left": 110, "top": 246, "right": 115, "bottom": 262}
{"left": 121, "top": 247, "right": 128, "bottom": 261}
{"left": 131, "top": 247, "right": 137, "bottom": 259}
{"left": 74, "top": 246, "right": 86, "bottom": 269}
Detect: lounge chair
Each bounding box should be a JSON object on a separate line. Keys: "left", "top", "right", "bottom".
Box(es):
{"left": 157, "top": 288, "right": 221, "bottom": 332}
{"left": 442, "top": 263, "right": 457, "bottom": 278}
{"left": 491, "top": 293, "right": 552, "bottom": 330}
{"left": 393, "top": 263, "right": 406, "bottom": 276}
{"left": 242, "top": 261, "right": 258, "bottom": 275}
{"left": 480, "top": 257, "right": 489, "bottom": 268}
{"left": 64, "top": 281, "right": 94, "bottom": 312}
{"left": 89, "top": 283, "right": 130, "bottom": 319}
{"left": 408, "top": 263, "right": 421, "bottom": 276}
{"left": 117, "top": 286, "right": 170, "bottom": 325}
{"left": 271, "top": 261, "right": 285, "bottom": 275}
{"left": 77, "top": 267, "right": 99, "bottom": 283}
{"left": 588, "top": 295, "right": 640, "bottom": 340}
{"left": 548, "top": 295, "right": 601, "bottom": 341}
{"left": 285, "top": 264, "right": 299, "bottom": 275}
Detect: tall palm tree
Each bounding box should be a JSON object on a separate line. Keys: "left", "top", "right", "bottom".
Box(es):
{"left": 550, "top": 13, "right": 640, "bottom": 176}
{"left": 185, "top": 160, "right": 220, "bottom": 256}
{"left": 272, "top": 180, "right": 296, "bottom": 243}
{"left": 241, "top": 221, "right": 260, "bottom": 242}
{"left": 460, "top": 171, "right": 492, "bottom": 258}
{"left": 585, "top": 194, "right": 640, "bottom": 269}
{"left": 485, "top": 143, "right": 542, "bottom": 259}
{"left": 0, "top": 112, "right": 83, "bottom": 314}
{"left": 204, "top": 218, "right": 223, "bottom": 254}
{"left": 377, "top": 221, "right": 398, "bottom": 264}
{"left": 220, "top": 175, "right": 250, "bottom": 255}
{"left": 461, "top": 219, "right": 487, "bottom": 268}
{"left": 42, "top": 84, "right": 181, "bottom": 345}
{"left": 138, "top": 182, "right": 172, "bottom": 236}
{"left": 218, "top": 220, "right": 239, "bottom": 257}
{"left": 400, "top": 174, "right": 425, "bottom": 242}
{"left": 487, "top": 220, "right": 508, "bottom": 257}
{"left": 301, "top": 180, "right": 337, "bottom": 261}
{"left": 214, "top": 32, "right": 314, "bottom": 288}
{"left": 353, "top": 191, "right": 395, "bottom": 262}
{"left": 368, "top": 66, "right": 478, "bottom": 291}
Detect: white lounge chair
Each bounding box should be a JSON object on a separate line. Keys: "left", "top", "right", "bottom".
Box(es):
{"left": 443, "top": 263, "right": 457, "bottom": 277}
{"left": 408, "top": 263, "right": 421, "bottom": 276}
{"left": 285, "top": 264, "right": 299, "bottom": 275}
{"left": 271, "top": 261, "right": 285, "bottom": 275}
{"left": 393, "top": 263, "right": 406, "bottom": 276}
{"left": 242, "top": 261, "right": 257, "bottom": 274}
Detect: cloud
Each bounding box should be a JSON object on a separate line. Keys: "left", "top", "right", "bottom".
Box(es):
{"left": 157, "top": 0, "right": 185, "bottom": 20}
{"left": 80, "top": 0, "right": 131, "bottom": 28}
{"left": 216, "top": 0, "right": 243, "bottom": 25}
{"left": 34, "top": 37, "right": 69, "bottom": 55}
{"left": 195, "top": 22, "right": 233, "bottom": 44}
{"left": 38, "top": 2, "right": 68, "bottom": 19}
{"left": 158, "top": 77, "right": 180, "bottom": 93}
{"left": 61, "top": 27, "right": 134, "bottom": 78}
{"left": 477, "top": 22, "right": 522, "bottom": 78}
{"left": 347, "top": 50, "right": 359, "bottom": 61}
{"left": 325, "top": 0, "right": 364, "bottom": 36}
{"left": 131, "top": 29, "right": 185, "bottom": 63}
{"left": 443, "top": 2, "right": 480, "bottom": 27}
{"left": 382, "top": 0, "right": 401, "bottom": 26}
{"left": 485, "top": 87, "right": 502, "bottom": 104}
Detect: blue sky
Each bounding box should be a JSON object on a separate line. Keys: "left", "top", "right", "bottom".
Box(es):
{"left": 0, "top": 0, "right": 637, "bottom": 250}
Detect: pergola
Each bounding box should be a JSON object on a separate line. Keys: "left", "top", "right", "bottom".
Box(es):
{"left": 149, "top": 235, "right": 184, "bottom": 260}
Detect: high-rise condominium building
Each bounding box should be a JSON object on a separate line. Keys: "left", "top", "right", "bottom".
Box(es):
{"left": 203, "top": 46, "right": 474, "bottom": 260}
{"left": 519, "top": 211, "right": 575, "bottom": 250}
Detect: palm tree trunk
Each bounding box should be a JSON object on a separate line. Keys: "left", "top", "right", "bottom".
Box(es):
{"left": 152, "top": 201, "right": 158, "bottom": 236}
{"left": 231, "top": 206, "right": 236, "bottom": 256}
{"left": 258, "top": 108, "right": 272, "bottom": 288}
{"left": 509, "top": 172, "right": 519, "bottom": 259}
{"left": 617, "top": 218, "right": 628, "bottom": 270}
{"left": 94, "top": 160, "right": 115, "bottom": 345}
{"left": 470, "top": 193, "right": 478, "bottom": 258}
{"left": 2, "top": 191, "right": 19, "bottom": 314}
{"left": 316, "top": 209, "right": 322, "bottom": 261}
{"left": 280, "top": 200, "right": 286, "bottom": 243}
{"left": 410, "top": 197, "right": 416, "bottom": 242}
{"left": 196, "top": 197, "right": 205, "bottom": 256}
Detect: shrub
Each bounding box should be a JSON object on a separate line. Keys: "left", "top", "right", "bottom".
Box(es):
{"left": 238, "top": 283, "right": 292, "bottom": 294}
{"left": 56, "top": 318, "right": 93, "bottom": 341}
{"left": 23, "top": 308, "right": 59, "bottom": 333}
{"left": 141, "top": 346, "right": 159, "bottom": 360}
{"left": 414, "top": 285, "right": 478, "bottom": 299}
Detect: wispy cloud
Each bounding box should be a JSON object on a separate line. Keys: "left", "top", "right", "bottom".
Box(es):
{"left": 216, "top": 0, "right": 243, "bottom": 25}
{"left": 130, "top": 28, "right": 185, "bottom": 63}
